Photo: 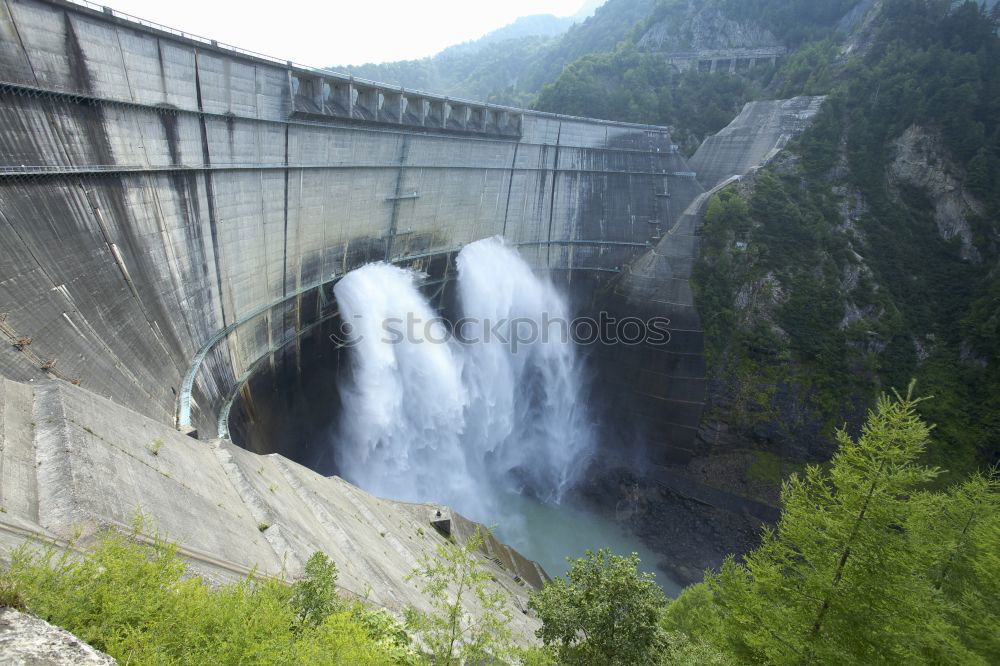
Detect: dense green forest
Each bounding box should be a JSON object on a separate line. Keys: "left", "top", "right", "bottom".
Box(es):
{"left": 690, "top": 0, "right": 1000, "bottom": 481}
{"left": 534, "top": 51, "right": 774, "bottom": 153}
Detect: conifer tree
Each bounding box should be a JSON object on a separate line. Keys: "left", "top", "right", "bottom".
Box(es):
{"left": 661, "top": 387, "right": 1000, "bottom": 664}
{"left": 704, "top": 386, "right": 949, "bottom": 663}
{"left": 909, "top": 471, "right": 1000, "bottom": 660}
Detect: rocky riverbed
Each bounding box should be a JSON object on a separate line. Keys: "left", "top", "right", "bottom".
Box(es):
{"left": 573, "top": 463, "right": 769, "bottom": 587}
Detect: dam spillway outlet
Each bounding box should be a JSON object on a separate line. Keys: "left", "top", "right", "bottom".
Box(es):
{"left": 225, "top": 237, "right": 675, "bottom": 586}
{"left": 332, "top": 237, "right": 593, "bottom": 519}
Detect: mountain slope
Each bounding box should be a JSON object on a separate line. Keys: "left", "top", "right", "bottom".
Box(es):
{"left": 529, "top": 0, "right": 999, "bottom": 493}
{"left": 448, "top": 14, "right": 576, "bottom": 53}
{"left": 335, "top": 0, "right": 656, "bottom": 104}
{"left": 688, "top": 0, "right": 1000, "bottom": 486}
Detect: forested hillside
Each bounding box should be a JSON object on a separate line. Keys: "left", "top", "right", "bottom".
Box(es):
{"left": 335, "top": 36, "right": 556, "bottom": 106}
{"left": 690, "top": 0, "right": 1000, "bottom": 485}
{"left": 532, "top": 0, "right": 858, "bottom": 150}
{"left": 527, "top": 0, "right": 1000, "bottom": 490}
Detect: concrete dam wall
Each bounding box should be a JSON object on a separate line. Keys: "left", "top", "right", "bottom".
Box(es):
{"left": 0, "top": 0, "right": 832, "bottom": 626}
{"left": 0, "top": 0, "right": 717, "bottom": 628}
{"left": 0, "top": 373, "right": 547, "bottom": 636}
{"left": 0, "top": 0, "right": 706, "bottom": 459}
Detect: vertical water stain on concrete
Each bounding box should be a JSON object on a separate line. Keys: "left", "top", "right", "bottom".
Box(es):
{"left": 161, "top": 111, "right": 182, "bottom": 166}
{"left": 63, "top": 14, "right": 92, "bottom": 96}
{"left": 64, "top": 16, "right": 113, "bottom": 167}
{"left": 193, "top": 58, "right": 229, "bottom": 329}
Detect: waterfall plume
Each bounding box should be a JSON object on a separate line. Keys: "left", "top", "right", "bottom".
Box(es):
{"left": 333, "top": 237, "right": 593, "bottom": 521}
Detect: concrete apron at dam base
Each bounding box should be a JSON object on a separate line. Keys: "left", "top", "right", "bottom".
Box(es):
{"left": 0, "top": 0, "right": 827, "bottom": 630}
{"left": 0, "top": 375, "right": 545, "bottom": 638}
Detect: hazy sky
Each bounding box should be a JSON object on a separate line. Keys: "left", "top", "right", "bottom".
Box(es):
{"left": 103, "top": 0, "right": 590, "bottom": 67}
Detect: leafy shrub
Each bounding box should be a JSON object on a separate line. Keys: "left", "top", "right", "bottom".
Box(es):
{"left": 404, "top": 526, "right": 514, "bottom": 665}
{"left": 0, "top": 573, "right": 23, "bottom": 609}
{"left": 291, "top": 551, "right": 341, "bottom": 627}
{"left": 2, "top": 524, "right": 413, "bottom": 665}
{"left": 529, "top": 549, "right": 667, "bottom": 665}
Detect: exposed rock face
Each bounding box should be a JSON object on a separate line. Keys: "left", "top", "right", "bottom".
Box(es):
{"left": 837, "top": 0, "right": 877, "bottom": 34}
{"left": 575, "top": 466, "right": 768, "bottom": 586}
{"left": 889, "top": 124, "right": 984, "bottom": 262}
{"left": 838, "top": 0, "right": 882, "bottom": 56}
{"left": 637, "top": 3, "right": 781, "bottom": 52}
{"left": 0, "top": 608, "right": 116, "bottom": 665}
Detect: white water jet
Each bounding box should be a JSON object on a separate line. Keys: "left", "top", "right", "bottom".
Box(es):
{"left": 333, "top": 237, "right": 593, "bottom": 521}
{"left": 456, "top": 237, "right": 593, "bottom": 503}
{"left": 332, "top": 263, "right": 477, "bottom": 511}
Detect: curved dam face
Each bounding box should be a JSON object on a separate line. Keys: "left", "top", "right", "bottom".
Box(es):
{"left": 0, "top": 0, "right": 708, "bottom": 466}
